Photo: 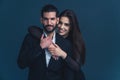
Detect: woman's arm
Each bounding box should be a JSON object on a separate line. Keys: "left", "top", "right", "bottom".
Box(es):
{"left": 48, "top": 43, "right": 81, "bottom": 72}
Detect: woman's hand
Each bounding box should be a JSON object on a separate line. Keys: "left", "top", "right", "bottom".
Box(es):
{"left": 48, "top": 43, "right": 67, "bottom": 59}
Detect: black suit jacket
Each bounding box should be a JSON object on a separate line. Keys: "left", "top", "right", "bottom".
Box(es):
{"left": 17, "top": 29, "right": 74, "bottom": 80}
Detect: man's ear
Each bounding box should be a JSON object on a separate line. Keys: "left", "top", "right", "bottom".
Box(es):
{"left": 40, "top": 17, "right": 43, "bottom": 23}
{"left": 56, "top": 17, "right": 59, "bottom": 24}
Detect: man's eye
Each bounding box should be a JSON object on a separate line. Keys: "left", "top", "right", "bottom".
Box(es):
{"left": 51, "top": 18, "right": 55, "bottom": 20}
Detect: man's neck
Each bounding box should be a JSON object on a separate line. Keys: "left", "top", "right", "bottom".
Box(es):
{"left": 47, "top": 32, "right": 54, "bottom": 39}
{"left": 43, "top": 30, "right": 55, "bottom": 39}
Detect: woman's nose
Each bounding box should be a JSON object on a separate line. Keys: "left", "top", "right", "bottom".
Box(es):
{"left": 60, "top": 24, "right": 64, "bottom": 29}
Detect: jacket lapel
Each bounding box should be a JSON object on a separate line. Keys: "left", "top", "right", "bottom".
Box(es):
{"left": 47, "top": 33, "right": 61, "bottom": 68}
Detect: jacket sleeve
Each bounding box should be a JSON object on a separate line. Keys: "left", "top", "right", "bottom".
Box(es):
{"left": 64, "top": 55, "right": 81, "bottom": 72}
{"left": 63, "top": 40, "right": 81, "bottom": 72}
{"left": 17, "top": 33, "right": 42, "bottom": 69}
{"left": 63, "top": 41, "right": 74, "bottom": 80}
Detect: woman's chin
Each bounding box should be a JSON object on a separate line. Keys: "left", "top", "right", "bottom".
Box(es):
{"left": 59, "top": 33, "right": 64, "bottom": 36}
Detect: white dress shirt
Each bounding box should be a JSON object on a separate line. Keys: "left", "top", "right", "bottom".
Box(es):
{"left": 43, "top": 31, "right": 56, "bottom": 67}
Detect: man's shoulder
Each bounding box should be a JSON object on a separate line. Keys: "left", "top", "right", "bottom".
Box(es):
{"left": 23, "top": 32, "right": 39, "bottom": 42}
{"left": 23, "top": 33, "right": 34, "bottom": 41}
{"left": 28, "top": 26, "right": 43, "bottom": 39}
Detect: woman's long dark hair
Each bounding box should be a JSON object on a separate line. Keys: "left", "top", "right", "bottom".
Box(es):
{"left": 59, "top": 9, "right": 86, "bottom": 65}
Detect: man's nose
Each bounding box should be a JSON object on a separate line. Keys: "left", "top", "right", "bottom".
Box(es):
{"left": 47, "top": 20, "right": 52, "bottom": 25}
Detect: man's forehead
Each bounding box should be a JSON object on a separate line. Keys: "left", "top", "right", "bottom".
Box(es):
{"left": 43, "top": 12, "right": 57, "bottom": 17}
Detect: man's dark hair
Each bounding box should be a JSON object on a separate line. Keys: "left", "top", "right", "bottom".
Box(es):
{"left": 41, "top": 4, "right": 59, "bottom": 17}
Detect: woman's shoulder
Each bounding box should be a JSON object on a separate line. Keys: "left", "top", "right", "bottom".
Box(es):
{"left": 56, "top": 33, "right": 72, "bottom": 52}
{"left": 56, "top": 33, "right": 71, "bottom": 45}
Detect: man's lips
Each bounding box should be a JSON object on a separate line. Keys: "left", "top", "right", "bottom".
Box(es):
{"left": 46, "top": 26, "right": 53, "bottom": 29}
{"left": 46, "top": 25, "right": 53, "bottom": 27}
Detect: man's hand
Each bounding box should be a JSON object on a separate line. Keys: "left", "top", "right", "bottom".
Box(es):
{"left": 40, "top": 34, "right": 52, "bottom": 49}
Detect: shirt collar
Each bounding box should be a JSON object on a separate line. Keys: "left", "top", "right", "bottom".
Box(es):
{"left": 43, "top": 31, "right": 56, "bottom": 43}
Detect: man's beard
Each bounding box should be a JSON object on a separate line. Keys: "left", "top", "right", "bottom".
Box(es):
{"left": 43, "top": 25, "right": 57, "bottom": 34}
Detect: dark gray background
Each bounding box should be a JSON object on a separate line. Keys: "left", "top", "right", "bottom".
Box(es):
{"left": 0, "top": 0, "right": 120, "bottom": 80}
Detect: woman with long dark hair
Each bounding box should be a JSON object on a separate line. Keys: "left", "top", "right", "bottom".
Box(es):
{"left": 48, "top": 9, "right": 86, "bottom": 80}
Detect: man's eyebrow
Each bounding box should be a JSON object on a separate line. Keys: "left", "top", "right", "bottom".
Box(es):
{"left": 51, "top": 17, "right": 55, "bottom": 18}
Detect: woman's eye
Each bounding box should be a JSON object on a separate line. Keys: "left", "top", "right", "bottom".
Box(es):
{"left": 65, "top": 23, "right": 70, "bottom": 26}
